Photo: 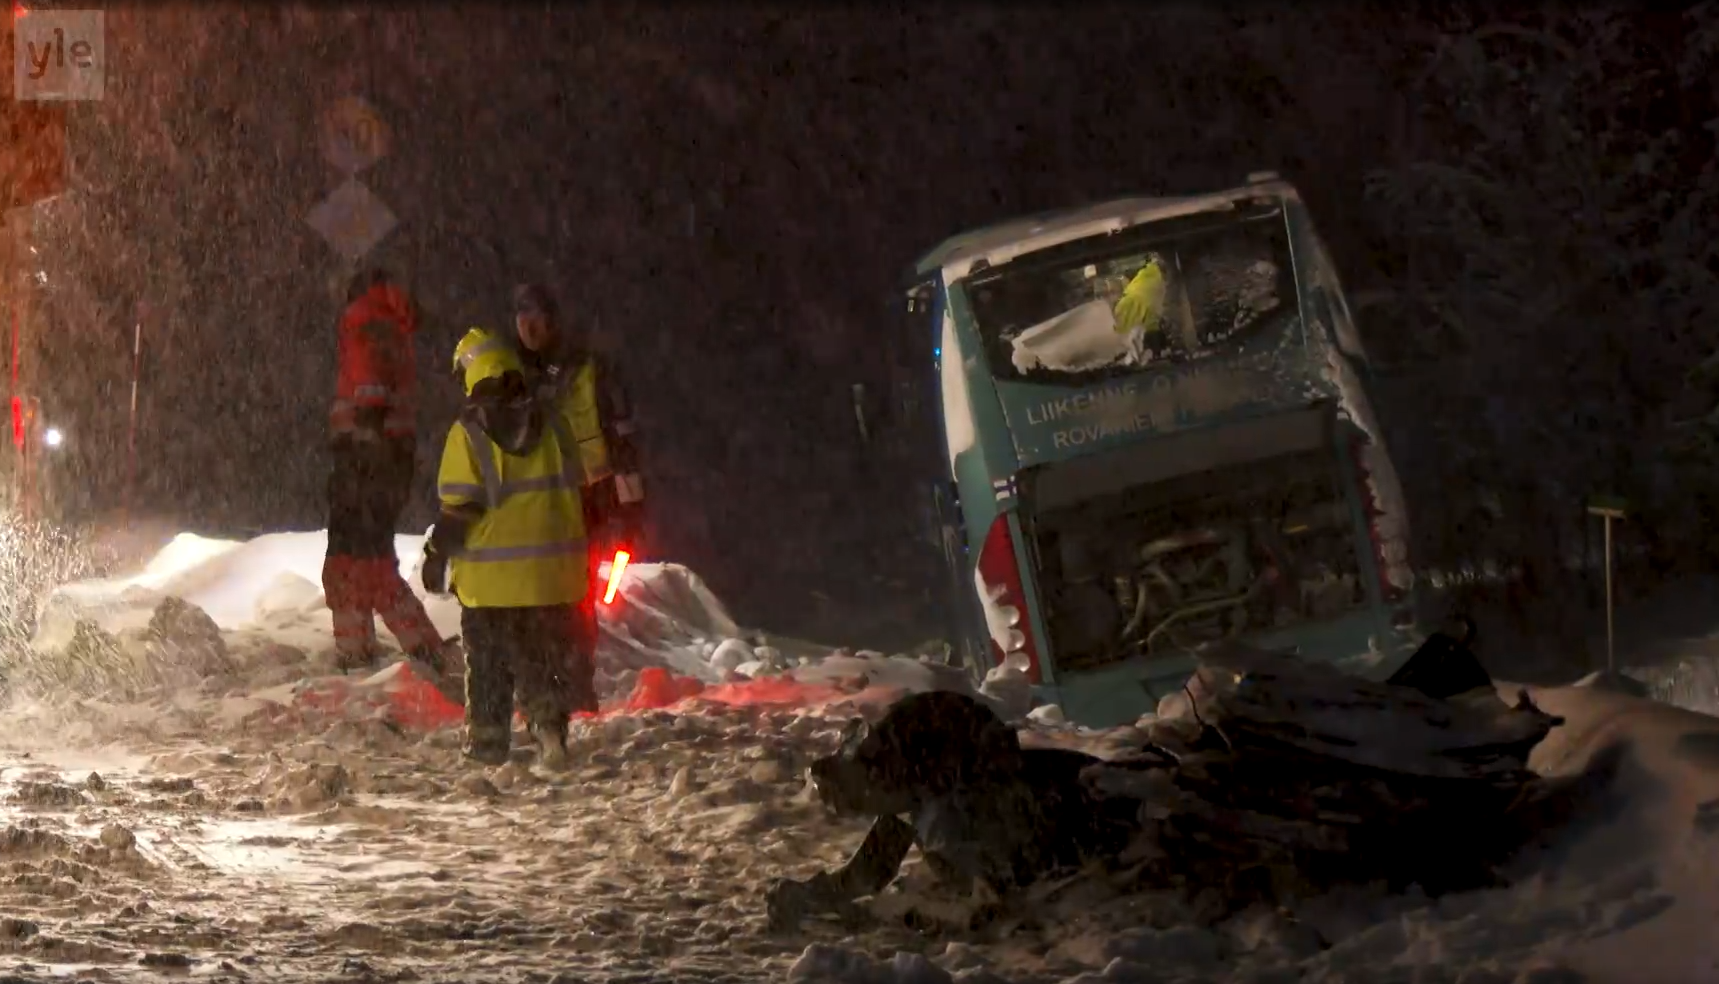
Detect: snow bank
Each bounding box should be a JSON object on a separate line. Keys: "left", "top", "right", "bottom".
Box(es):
{"left": 13, "top": 527, "right": 1719, "bottom": 984}
{"left": 1498, "top": 678, "right": 1719, "bottom": 982}
{"left": 32, "top": 530, "right": 751, "bottom": 684}
{"left": 33, "top": 531, "right": 423, "bottom": 647}
{"left": 23, "top": 529, "right": 1005, "bottom": 732}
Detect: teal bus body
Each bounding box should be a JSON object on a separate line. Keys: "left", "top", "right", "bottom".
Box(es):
{"left": 908, "top": 177, "right": 1421, "bottom": 728}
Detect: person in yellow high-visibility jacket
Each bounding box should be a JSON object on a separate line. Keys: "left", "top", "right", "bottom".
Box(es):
{"left": 1113, "top": 255, "right": 1169, "bottom": 342}
{"left": 419, "top": 327, "right": 599, "bottom": 770}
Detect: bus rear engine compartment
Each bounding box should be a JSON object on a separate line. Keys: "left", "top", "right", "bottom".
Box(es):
{"left": 1030, "top": 447, "right": 1367, "bottom": 675}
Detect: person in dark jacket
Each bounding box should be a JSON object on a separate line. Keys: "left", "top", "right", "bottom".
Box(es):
{"left": 509, "top": 283, "right": 647, "bottom": 669}
{"left": 323, "top": 269, "right": 453, "bottom": 684}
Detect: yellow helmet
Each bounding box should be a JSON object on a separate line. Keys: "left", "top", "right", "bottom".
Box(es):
{"left": 451, "top": 327, "right": 523, "bottom": 396}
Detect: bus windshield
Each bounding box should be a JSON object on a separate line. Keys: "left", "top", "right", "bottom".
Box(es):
{"left": 964, "top": 204, "right": 1298, "bottom": 386}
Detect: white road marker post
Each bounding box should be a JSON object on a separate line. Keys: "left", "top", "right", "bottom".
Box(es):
{"left": 1586, "top": 494, "right": 1629, "bottom": 674}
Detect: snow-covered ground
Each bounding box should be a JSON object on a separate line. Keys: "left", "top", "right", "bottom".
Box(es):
{"left": 0, "top": 530, "right": 1715, "bottom": 983}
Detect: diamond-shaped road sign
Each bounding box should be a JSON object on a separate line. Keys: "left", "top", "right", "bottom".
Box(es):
{"left": 305, "top": 177, "right": 398, "bottom": 262}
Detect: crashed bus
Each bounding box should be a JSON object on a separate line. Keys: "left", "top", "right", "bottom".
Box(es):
{"left": 903, "top": 173, "right": 1420, "bottom": 727}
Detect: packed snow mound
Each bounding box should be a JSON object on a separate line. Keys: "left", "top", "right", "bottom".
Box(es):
{"left": 0, "top": 667, "right": 1700, "bottom": 984}
{"left": 22, "top": 529, "right": 1009, "bottom": 727}
{"left": 13, "top": 528, "right": 1719, "bottom": 984}
{"left": 34, "top": 531, "right": 420, "bottom": 643}
{"left": 31, "top": 529, "right": 756, "bottom": 684}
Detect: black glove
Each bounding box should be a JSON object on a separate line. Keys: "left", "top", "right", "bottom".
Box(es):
{"left": 422, "top": 513, "right": 477, "bottom": 595}
{"left": 609, "top": 501, "right": 645, "bottom": 549}
{"left": 588, "top": 475, "right": 620, "bottom": 517}
{"left": 421, "top": 541, "right": 450, "bottom": 595}
{"left": 584, "top": 479, "right": 615, "bottom": 540}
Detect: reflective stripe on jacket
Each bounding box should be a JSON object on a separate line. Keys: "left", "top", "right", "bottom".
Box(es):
{"left": 437, "top": 412, "right": 589, "bottom": 608}
{"left": 330, "top": 391, "right": 416, "bottom": 437}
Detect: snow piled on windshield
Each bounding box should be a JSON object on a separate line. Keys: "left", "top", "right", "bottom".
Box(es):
{"left": 1009, "top": 298, "right": 1141, "bottom": 374}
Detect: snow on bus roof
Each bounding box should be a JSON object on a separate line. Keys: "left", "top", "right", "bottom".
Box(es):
{"left": 915, "top": 178, "right": 1299, "bottom": 284}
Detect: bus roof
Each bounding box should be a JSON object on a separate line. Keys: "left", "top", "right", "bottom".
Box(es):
{"left": 913, "top": 177, "right": 1298, "bottom": 284}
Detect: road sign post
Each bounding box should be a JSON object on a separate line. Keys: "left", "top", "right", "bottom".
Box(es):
{"left": 1586, "top": 494, "right": 1629, "bottom": 674}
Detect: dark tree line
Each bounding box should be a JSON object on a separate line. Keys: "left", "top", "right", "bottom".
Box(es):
{"left": 24, "top": 3, "right": 1719, "bottom": 647}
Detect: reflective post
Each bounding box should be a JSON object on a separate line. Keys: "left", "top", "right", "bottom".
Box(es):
{"left": 3, "top": 205, "right": 27, "bottom": 518}
{"left": 852, "top": 383, "right": 869, "bottom": 444}
{"left": 1604, "top": 514, "right": 1614, "bottom": 672}
{"left": 1586, "top": 495, "right": 1629, "bottom": 675}
{"left": 122, "top": 315, "right": 142, "bottom": 526}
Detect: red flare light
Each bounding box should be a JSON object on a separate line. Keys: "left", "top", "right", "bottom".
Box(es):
{"left": 602, "top": 549, "right": 631, "bottom": 605}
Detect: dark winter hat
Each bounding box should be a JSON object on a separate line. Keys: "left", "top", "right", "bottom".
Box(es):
{"left": 513, "top": 282, "right": 559, "bottom": 321}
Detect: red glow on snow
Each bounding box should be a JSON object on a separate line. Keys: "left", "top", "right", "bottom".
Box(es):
{"left": 581, "top": 667, "right": 851, "bottom": 718}
{"left": 602, "top": 549, "right": 631, "bottom": 605}
{"left": 296, "top": 664, "right": 857, "bottom": 733}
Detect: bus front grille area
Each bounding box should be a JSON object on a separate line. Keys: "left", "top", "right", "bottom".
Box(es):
{"left": 1021, "top": 407, "right": 1369, "bottom": 676}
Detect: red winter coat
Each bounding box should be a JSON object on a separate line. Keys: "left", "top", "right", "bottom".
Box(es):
{"left": 331, "top": 283, "right": 419, "bottom": 439}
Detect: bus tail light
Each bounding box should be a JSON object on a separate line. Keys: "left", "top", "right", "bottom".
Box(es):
{"left": 1349, "top": 434, "right": 1409, "bottom": 605}
{"left": 974, "top": 513, "right": 1044, "bottom": 683}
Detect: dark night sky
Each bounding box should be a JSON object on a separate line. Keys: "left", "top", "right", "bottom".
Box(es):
{"left": 25, "top": 4, "right": 1719, "bottom": 645}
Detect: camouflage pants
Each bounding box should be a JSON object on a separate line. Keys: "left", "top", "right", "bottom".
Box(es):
{"left": 459, "top": 604, "right": 598, "bottom": 753}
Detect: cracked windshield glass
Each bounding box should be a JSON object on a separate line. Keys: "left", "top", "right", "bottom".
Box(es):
{"left": 968, "top": 205, "right": 1295, "bottom": 384}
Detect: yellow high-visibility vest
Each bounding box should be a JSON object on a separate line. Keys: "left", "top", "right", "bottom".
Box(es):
{"left": 538, "top": 359, "right": 613, "bottom": 487}
{"left": 436, "top": 414, "right": 588, "bottom": 608}
{"left": 1115, "top": 258, "right": 1168, "bottom": 334}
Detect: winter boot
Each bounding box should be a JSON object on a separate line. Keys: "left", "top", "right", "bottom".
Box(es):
{"left": 335, "top": 643, "right": 382, "bottom": 675}
{"left": 462, "top": 724, "right": 511, "bottom": 767}
{"left": 532, "top": 722, "right": 571, "bottom": 772}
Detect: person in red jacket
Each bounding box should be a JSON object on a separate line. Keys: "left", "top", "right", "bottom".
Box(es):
{"left": 323, "top": 269, "right": 452, "bottom": 681}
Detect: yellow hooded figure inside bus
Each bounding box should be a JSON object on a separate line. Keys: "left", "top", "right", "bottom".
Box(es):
{"left": 420, "top": 326, "right": 607, "bottom": 769}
